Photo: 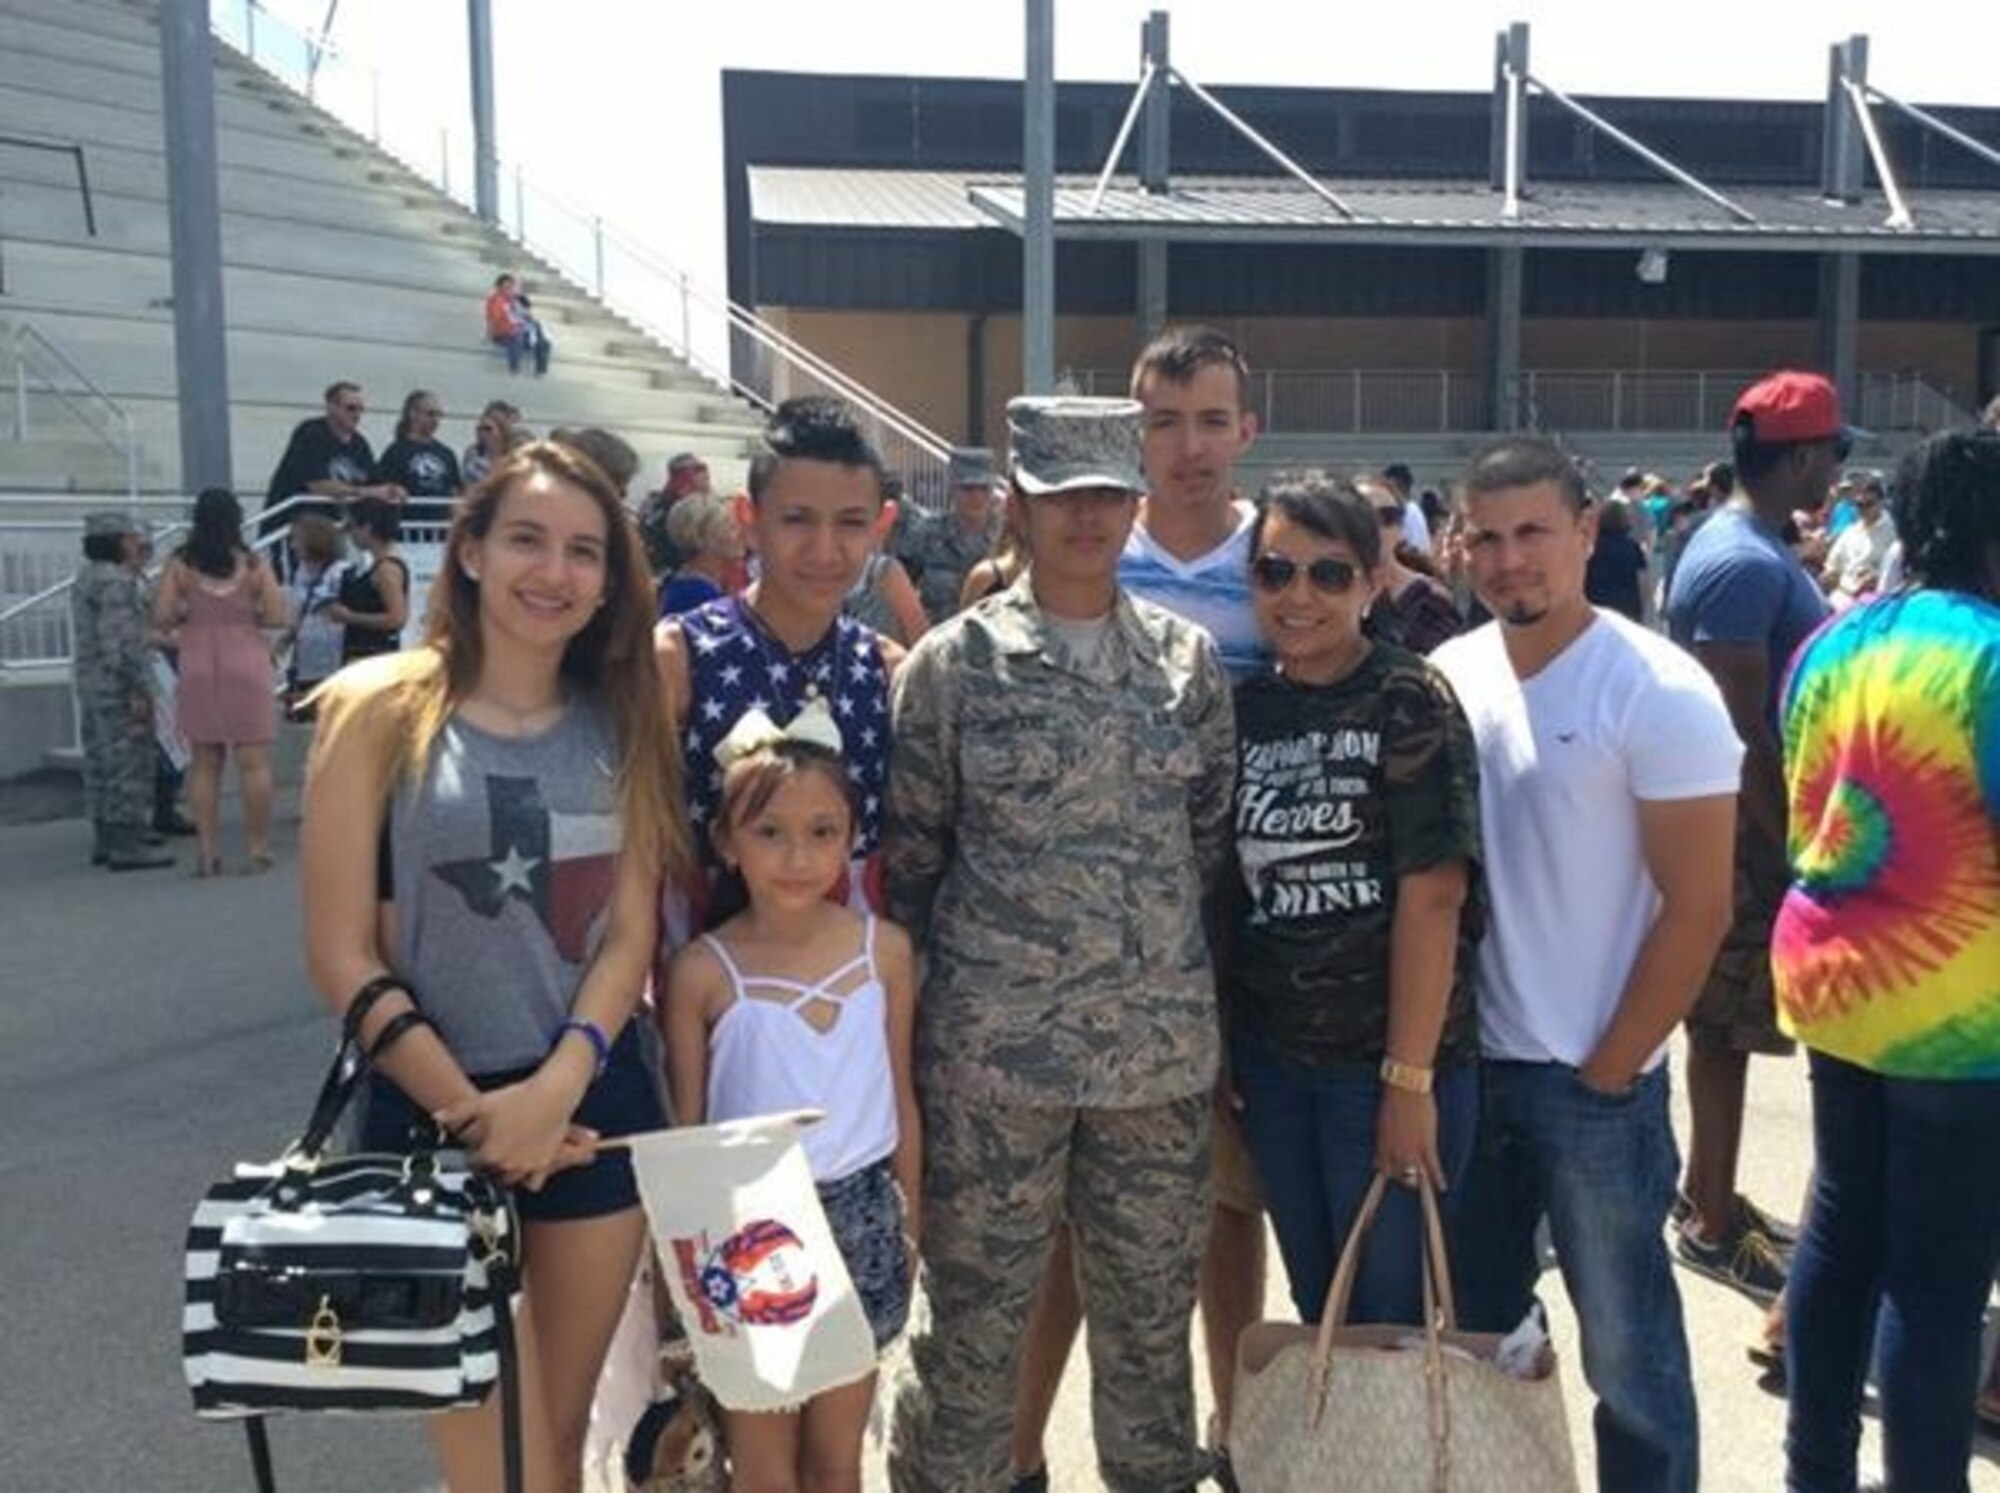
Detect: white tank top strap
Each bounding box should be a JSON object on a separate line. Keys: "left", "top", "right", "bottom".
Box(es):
{"left": 700, "top": 932, "right": 750, "bottom": 1006}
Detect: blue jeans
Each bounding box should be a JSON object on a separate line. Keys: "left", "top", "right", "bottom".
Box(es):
{"left": 1786, "top": 1051, "right": 2000, "bottom": 1493}
{"left": 497, "top": 321, "right": 551, "bottom": 374}
{"left": 1449, "top": 1060, "right": 1697, "bottom": 1493}
{"left": 1232, "top": 1034, "right": 1478, "bottom": 1325}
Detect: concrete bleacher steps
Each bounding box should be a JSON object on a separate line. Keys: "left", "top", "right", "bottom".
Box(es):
{"left": 0, "top": 0, "right": 764, "bottom": 497}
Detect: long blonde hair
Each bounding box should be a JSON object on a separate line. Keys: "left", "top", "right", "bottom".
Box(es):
{"left": 313, "top": 441, "right": 689, "bottom": 878}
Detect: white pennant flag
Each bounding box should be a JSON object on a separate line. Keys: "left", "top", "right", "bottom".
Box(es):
{"left": 624, "top": 1111, "right": 877, "bottom": 1411}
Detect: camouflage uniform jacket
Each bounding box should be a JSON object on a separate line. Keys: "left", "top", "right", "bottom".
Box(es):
{"left": 900, "top": 511, "right": 994, "bottom": 623}
{"left": 886, "top": 575, "right": 1237, "bottom": 1108}
{"left": 69, "top": 560, "right": 151, "bottom": 700}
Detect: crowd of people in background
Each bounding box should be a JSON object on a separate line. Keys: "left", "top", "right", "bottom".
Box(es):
{"left": 65, "top": 325, "right": 1999, "bottom": 1493}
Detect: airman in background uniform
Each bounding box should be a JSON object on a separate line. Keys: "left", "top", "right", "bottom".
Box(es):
{"left": 70, "top": 512, "right": 173, "bottom": 871}
{"left": 886, "top": 398, "right": 1235, "bottom": 1493}
{"left": 899, "top": 447, "right": 1000, "bottom": 624}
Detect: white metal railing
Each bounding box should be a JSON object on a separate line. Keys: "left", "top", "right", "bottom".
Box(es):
{"left": 5, "top": 321, "right": 140, "bottom": 498}
{"left": 1855, "top": 370, "right": 1975, "bottom": 434}
{"left": 207, "top": 0, "right": 956, "bottom": 508}
{"left": 1068, "top": 366, "right": 1496, "bottom": 433}
{"left": 1068, "top": 366, "right": 1973, "bottom": 437}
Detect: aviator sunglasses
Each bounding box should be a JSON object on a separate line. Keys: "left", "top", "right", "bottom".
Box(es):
{"left": 1251, "top": 553, "right": 1359, "bottom": 595}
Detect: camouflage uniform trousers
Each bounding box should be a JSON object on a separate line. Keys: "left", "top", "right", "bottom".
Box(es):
{"left": 78, "top": 689, "right": 154, "bottom": 831}
{"left": 889, "top": 1089, "right": 1212, "bottom": 1493}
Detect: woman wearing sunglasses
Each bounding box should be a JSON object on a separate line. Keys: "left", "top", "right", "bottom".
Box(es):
{"left": 1358, "top": 473, "right": 1466, "bottom": 656}
{"left": 1224, "top": 470, "right": 1485, "bottom": 1326}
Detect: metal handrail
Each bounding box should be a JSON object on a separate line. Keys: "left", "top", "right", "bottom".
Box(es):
{"left": 0, "top": 133, "right": 97, "bottom": 297}
{"left": 594, "top": 219, "right": 950, "bottom": 460}
{"left": 7, "top": 321, "right": 139, "bottom": 498}
{"left": 0, "top": 495, "right": 311, "bottom": 673}
{"left": 0, "top": 133, "right": 97, "bottom": 238}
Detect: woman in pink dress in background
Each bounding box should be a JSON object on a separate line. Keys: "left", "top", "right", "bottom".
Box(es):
{"left": 153, "top": 487, "right": 287, "bottom": 876}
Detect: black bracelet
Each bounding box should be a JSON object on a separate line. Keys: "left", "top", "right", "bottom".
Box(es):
{"left": 366, "top": 1009, "right": 435, "bottom": 1063}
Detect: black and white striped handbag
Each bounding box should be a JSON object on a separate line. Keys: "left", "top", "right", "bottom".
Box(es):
{"left": 182, "top": 991, "right": 522, "bottom": 1491}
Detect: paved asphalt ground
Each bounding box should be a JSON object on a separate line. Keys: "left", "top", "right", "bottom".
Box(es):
{"left": 2, "top": 787, "right": 1994, "bottom": 1492}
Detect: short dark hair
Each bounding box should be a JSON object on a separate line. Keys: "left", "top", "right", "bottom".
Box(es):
{"left": 1462, "top": 436, "right": 1590, "bottom": 512}
{"left": 1250, "top": 469, "right": 1381, "bottom": 570}
{"left": 1381, "top": 462, "right": 1414, "bottom": 495}
{"left": 746, "top": 397, "right": 885, "bottom": 503}
{"left": 1129, "top": 324, "right": 1250, "bottom": 404}
{"left": 323, "top": 380, "right": 360, "bottom": 407}
{"left": 1704, "top": 460, "right": 1736, "bottom": 494}
{"left": 1891, "top": 428, "right": 2000, "bottom": 596}
{"left": 82, "top": 532, "right": 125, "bottom": 563}
{"left": 1728, "top": 423, "right": 1796, "bottom": 484}
{"left": 493, "top": 273, "right": 516, "bottom": 289}
{"left": 551, "top": 426, "right": 640, "bottom": 494}
{"left": 347, "top": 495, "right": 402, "bottom": 542}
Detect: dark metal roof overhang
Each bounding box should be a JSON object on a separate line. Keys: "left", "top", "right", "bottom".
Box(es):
{"left": 962, "top": 176, "right": 2000, "bottom": 257}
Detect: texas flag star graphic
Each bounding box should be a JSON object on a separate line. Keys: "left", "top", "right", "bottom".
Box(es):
{"left": 432, "top": 775, "right": 619, "bottom": 964}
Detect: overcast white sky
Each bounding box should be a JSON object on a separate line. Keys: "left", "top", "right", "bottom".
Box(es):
{"left": 259, "top": 0, "right": 1997, "bottom": 310}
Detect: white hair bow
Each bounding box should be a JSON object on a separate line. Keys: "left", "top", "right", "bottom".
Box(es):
{"left": 713, "top": 695, "right": 846, "bottom": 769}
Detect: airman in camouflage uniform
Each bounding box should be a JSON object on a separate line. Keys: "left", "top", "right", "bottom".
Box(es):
{"left": 71, "top": 512, "right": 173, "bottom": 870}
{"left": 899, "top": 447, "right": 1000, "bottom": 623}
{"left": 886, "top": 399, "right": 1235, "bottom": 1493}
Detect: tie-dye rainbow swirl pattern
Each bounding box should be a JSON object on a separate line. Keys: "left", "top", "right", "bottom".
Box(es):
{"left": 1773, "top": 591, "right": 2000, "bottom": 1079}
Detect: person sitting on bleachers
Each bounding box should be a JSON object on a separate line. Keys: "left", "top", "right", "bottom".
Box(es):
{"left": 485, "top": 273, "right": 552, "bottom": 376}
{"left": 374, "top": 389, "right": 463, "bottom": 527}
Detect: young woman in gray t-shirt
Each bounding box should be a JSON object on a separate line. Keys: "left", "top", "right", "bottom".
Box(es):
{"left": 301, "top": 440, "right": 689, "bottom": 1488}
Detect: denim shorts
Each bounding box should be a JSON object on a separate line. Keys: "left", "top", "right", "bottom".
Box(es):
{"left": 819, "top": 1157, "right": 911, "bottom": 1351}
{"left": 357, "top": 1022, "right": 664, "bottom": 1223}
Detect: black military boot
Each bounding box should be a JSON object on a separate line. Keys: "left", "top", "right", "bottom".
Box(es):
{"left": 154, "top": 776, "right": 197, "bottom": 836}
{"left": 104, "top": 825, "right": 175, "bottom": 871}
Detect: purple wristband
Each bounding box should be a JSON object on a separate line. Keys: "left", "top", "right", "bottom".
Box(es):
{"left": 552, "top": 1017, "right": 611, "bottom": 1077}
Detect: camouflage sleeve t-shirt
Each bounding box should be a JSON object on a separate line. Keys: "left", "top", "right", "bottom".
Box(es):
{"left": 1225, "top": 644, "right": 1483, "bottom": 1066}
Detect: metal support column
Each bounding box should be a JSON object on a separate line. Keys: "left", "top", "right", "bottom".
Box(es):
{"left": 1135, "top": 11, "right": 1170, "bottom": 341}
{"left": 1822, "top": 35, "right": 1868, "bottom": 203}
{"left": 1817, "top": 253, "right": 1860, "bottom": 410}
{"left": 467, "top": 0, "right": 499, "bottom": 223}
{"left": 159, "top": 0, "right": 233, "bottom": 492}
{"left": 1023, "top": 0, "right": 1056, "bottom": 396}
{"left": 1486, "top": 247, "right": 1524, "bottom": 431}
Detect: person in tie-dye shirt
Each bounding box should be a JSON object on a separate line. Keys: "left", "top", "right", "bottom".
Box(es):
{"left": 1774, "top": 427, "right": 2000, "bottom": 1493}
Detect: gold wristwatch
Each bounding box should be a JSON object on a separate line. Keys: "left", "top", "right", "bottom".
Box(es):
{"left": 1379, "top": 1058, "right": 1435, "bottom": 1095}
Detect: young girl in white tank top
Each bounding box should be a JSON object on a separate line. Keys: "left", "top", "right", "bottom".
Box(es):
{"left": 663, "top": 699, "right": 920, "bottom": 1487}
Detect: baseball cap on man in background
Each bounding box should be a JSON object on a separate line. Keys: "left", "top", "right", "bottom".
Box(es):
{"left": 1730, "top": 370, "right": 1864, "bottom": 452}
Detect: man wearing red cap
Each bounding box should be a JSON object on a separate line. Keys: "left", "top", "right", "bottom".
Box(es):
{"left": 1664, "top": 369, "right": 1843, "bottom": 1300}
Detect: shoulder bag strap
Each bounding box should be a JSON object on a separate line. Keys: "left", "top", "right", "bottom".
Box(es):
{"left": 241, "top": 1416, "right": 276, "bottom": 1491}
{"left": 491, "top": 1255, "right": 524, "bottom": 1493}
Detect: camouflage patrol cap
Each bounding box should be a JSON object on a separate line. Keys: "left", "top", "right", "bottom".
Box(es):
{"left": 946, "top": 446, "right": 999, "bottom": 489}
{"left": 1006, "top": 396, "right": 1144, "bottom": 496}
{"left": 83, "top": 511, "right": 141, "bottom": 538}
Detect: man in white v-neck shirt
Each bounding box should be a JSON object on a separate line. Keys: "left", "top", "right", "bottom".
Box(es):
{"left": 1008, "top": 326, "right": 1270, "bottom": 1491}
